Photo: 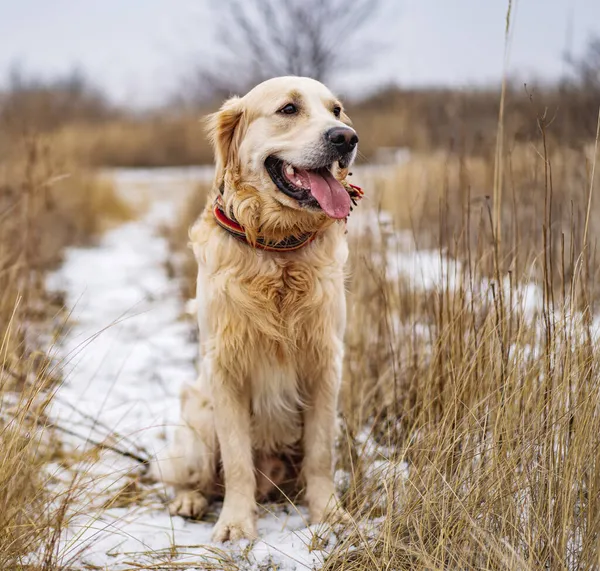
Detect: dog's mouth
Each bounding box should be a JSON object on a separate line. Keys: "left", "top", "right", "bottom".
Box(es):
{"left": 264, "top": 156, "right": 351, "bottom": 220}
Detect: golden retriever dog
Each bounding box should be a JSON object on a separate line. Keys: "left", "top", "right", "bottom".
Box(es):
{"left": 153, "top": 76, "right": 360, "bottom": 542}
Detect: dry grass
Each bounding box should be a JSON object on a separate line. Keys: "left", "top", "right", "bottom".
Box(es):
{"left": 0, "top": 136, "right": 132, "bottom": 371}
{"left": 3, "top": 78, "right": 598, "bottom": 169}
{"left": 322, "top": 122, "right": 600, "bottom": 569}
{"left": 368, "top": 140, "right": 600, "bottom": 298}
{"left": 348, "top": 84, "right": 600, "bottom": 159}
{"left": 44, "top": 85, "right": 600, "bottom": 168}
{"left": 51, "top": 115, "right": 215, "bottom": 168}
{"left": 331, "top": 217, "right": 598, "bottom": 569}
{"left": 0, "top": 135, "right": 131, "bottom": 569}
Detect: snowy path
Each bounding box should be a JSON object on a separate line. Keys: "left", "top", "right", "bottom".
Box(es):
{"left": 47, "top": 169, "right": 334, "bottom": 571}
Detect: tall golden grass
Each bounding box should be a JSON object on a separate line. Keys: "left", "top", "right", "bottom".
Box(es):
{"left": 323, "top": 119, "right": 600, "bottom": 570}
{"left": 0, "top": 136, "right": 131, "bottom": 569}
{"left": 371, "top": 140, "right": 600, "bottom": 294}
{"left": 52, "top": 116, "right": 214, "bottom": 168}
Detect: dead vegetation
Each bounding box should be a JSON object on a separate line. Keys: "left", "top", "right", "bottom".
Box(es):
{"left": 0, "top": 137, "right": 132, "bottom": 373}
{"left": 0, "top": 135, "right": 131, "bottom": 569}
{"left": 2, "top": 61, "right": 600, "bottom": 169}
{"left": 371, "top": 139, "right": 600, "bottom": 291}
{"left": 323, "top": 118, "right": 600, "bottom": 569}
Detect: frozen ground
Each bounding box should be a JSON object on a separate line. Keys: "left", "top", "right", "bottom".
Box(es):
{"left": 46, "top": 169, "right": 336, "bottom": 570}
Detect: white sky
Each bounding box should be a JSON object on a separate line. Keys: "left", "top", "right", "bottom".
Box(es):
{"left": 0, "top": 0, "right": 598, "bottom": 107}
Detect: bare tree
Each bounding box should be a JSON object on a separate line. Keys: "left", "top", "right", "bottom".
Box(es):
{"left": 185, "top": 0, "right": 386, "bottom": 102}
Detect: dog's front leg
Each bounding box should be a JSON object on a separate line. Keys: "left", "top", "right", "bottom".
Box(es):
{"left": 211, "top": 368, "right": 257, "bottom": 542}
{"left": 303, "top": 351, "right": 348, "bottom": 525}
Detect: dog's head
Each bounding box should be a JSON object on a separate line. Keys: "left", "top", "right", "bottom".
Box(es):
{"left": 206, "top": 76, "right": 358, "bottom": 238}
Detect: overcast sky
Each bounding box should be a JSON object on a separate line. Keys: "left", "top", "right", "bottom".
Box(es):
{"left": 0, "top": 0, "right": 598, "bottom": 107}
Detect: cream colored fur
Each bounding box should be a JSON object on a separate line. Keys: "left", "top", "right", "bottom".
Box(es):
{"left": 152, "top": 76, "right": 357, "bottom": 542}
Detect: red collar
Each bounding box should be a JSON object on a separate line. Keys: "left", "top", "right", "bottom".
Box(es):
{"left": 213, "top": 196, "right": 316, "bottom": 252}
{"left": 212, "top": 184, "right": 364, "bottom": 252}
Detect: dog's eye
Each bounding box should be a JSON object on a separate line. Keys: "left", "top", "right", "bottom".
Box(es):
{"left": 279, "top": 103, "right": 298, "bottom": 115}
{"left": 333, "top": 106, "right": 342, "bottom": 118}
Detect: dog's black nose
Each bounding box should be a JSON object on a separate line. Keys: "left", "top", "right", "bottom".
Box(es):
{"left": 326, "top": 127, "right": 359, "bottom": 154}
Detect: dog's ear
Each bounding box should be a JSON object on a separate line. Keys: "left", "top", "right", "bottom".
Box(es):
{"left": 205, "top": 96, "right": 244, "bottom": 187}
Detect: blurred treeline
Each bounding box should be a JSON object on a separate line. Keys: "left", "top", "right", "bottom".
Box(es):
{"left": 1, "top": 35, "right": 599, "bottom": 168}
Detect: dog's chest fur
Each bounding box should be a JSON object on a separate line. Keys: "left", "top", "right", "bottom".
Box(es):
{"left": 192, "top": 215, "right": 348, "bottom": 451}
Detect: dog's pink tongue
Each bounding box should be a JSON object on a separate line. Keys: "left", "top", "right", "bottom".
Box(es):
{"left": 302, "top": 169, "right": 351, "bottom": 219}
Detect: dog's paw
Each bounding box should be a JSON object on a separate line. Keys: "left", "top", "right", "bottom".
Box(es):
{"left": 212, "top": 510, "right": 257, "bottom": 542}
{"left": 168, "top": 490, "right": 209, "bottom": 520}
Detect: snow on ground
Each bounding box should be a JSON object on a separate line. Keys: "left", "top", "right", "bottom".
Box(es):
{"left": 46, "top": 169, "right": 336, "bottom": 570}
